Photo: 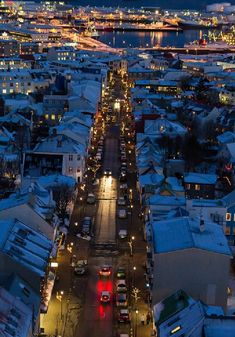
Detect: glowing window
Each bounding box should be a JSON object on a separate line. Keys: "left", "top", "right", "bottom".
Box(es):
{"left": 226, "top": 213, "right": 232, "bottom": 221}
{"left": 170, "top": 326, "right": 181, "bottom": 334}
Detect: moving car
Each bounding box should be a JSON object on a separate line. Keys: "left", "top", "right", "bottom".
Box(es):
{"left": 100, "top": 291, "right": 111, "bottom": 303}
{"left": 118, "top": 209, "right": 127, "bottom": 219}
{"left": 116, "top": 267, "right": 126, "bottom": 279}
{"left": 116, "top": 293, "right": 128, "bottom": 307}
{"left": 118, "top": 309, "right": 130, "bottom": 323}
{"left": 99, "top": 265, "right": 112, "bottom": 277}
{"left": 116, "top": 280, "right": 127, "bottom": 293}
{"left": 104, "top": 168, "right": 112, "bottom": 176}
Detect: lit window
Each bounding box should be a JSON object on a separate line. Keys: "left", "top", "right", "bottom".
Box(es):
{"left": 45, "top": 114, "right": 49, "bottom": 120}
{"left": 195, "top": 184, "right": 200, "bottom": 191}
{"left": 51, "top": 114, "right": 55, "bottom": 120}
{"left": 10, "top": 89, "right": 13, "bottom": 93}
{"left": 170, "top": 326, "right": 181, "bottom": 334}
{"left": 2, "top": 89, "right": 6, "bottom": 94}
{"left": 226, "top": 213, "right": 232, "bottom": 221}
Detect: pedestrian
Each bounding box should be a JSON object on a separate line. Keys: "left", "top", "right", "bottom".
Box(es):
{"left": 140, "top": 314, "right": 145, "bottom": 325}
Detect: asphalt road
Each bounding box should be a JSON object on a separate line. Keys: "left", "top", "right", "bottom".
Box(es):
{"left": 79, "top": 129, "right": 119, "bottom": 337}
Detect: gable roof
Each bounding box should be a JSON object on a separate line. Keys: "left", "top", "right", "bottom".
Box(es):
{"left": 152, "top": 216, "right": 232, "bottom": 256}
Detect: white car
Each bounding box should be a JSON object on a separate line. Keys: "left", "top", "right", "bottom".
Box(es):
{"left": 118, "top": 197, "right": 126, "bottom": 206}
{"left": 116, "top": 280, "right": 127, "bottom": 293}
{"left": 118, "top": 229, "right": 127, "bottom": 239}
{"left": 118, "top": 209, "right": 127, "bottom": 219}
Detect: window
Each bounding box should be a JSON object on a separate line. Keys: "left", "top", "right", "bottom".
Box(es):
{"left": 77, "top": 155, "right": 81, "bottom": 161}
{"left": 69, "top": 155, "right": 73, "bottom": 161}
{"left": 2, "top": 89, "right": 6, "bottom": 94}
{"left": 45, "top": 114, "right": 49, "bottom": 120}
{"left": 195, "top": 184, "right": 200, "bottom": 191}
{"left": 226, "top": 213, "right": 232, "bottom": 221}
{"left": 170, "top": 326, "right": 181, "bottom": 335}
{"left": 186, "top": 183, "right": 190, "bottom": 189}
{"left": 51, "top": 114, "right": 55, "bottom": 120}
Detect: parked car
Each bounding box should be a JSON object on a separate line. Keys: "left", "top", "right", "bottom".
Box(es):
{"left": 74, "top": 260, "right": 88, "bottom": 276}
{"left": 116, "top": 293, "right": 128, "bottom": 307}
{"left": 118, "top": 229, "right": 128, "bottom": 239}
{"left": 116, "top": 267, "right": 126, "bottom": 279}
{"left": 87, "top": 193, "right": 96, "bottom": 204}
{"left": 100, "top": 291, "right": 111, "bottom": 303}
{"left": 116, "top": 280, "right": 127, "bottom": 293}
{"left": 118, "top": 209, "right": 127, "bottom": 219}
{"left": 118, "top": 197, "right": 126, "bottom": 206}
{"left": 118, "top": 309, "right": 130, "bottom": 323}
{"left": 82, "top": 216, "right": 92, "bottom": 234}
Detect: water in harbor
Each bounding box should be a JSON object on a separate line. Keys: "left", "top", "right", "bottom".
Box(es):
{"left": 98, "top": 29, "right": 205, "bottom": 48}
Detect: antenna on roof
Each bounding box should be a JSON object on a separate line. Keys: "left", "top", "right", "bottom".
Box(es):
{"left": 200, "top": 213, "right": 205, "bottom": 233}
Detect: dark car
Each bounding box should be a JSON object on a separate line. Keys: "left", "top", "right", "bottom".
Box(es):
{"left": 104, "top": 168, "right": 112, "bottom": 176}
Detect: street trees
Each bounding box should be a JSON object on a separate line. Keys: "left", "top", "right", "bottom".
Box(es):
{"left": 53, "top": 183, "right": 75, "bottom": 224}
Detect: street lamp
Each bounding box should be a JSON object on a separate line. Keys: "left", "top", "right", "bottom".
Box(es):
{"left": 128, "top": 235, "right": 135, "bottom": 256}
{"left": 135, "top": 309, "right": 139, "bottom": 337}
{"left": 56, "top": 290, "right": 64, "bottom": 320}
{"left": 133, "top": 266, "right": 136, "bottom": 287}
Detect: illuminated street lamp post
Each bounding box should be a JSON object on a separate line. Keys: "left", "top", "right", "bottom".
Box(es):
{"left": 128, "top": 235, "right": 135, "bottom": 256}
{"left": 135, "top": 309, "right": 139, "bottom": 337}
{"left": 56, "top": 290, "right": 64, "bottom": 320}
{"left": 133, "top": 266, "right": 136, "bottom": 288}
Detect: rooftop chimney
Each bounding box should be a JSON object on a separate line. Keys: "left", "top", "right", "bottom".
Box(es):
{"left": 200, "top": 218, "right": 205, "bottom": 233}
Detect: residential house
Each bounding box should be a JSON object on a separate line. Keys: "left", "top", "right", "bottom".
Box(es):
{"left": 184, "top": 173, "right": 217, "bottom": 199}
{"left": 0, "top": 286, "right": 33, "bottom": 337}
{"left": 0, "top": 182, "right": 57, "bottom": 241}
{"left": 0, "top": 273, "right": 41, "bottom": 335}
{"left": 153, "top": 289, "right": 235, "bottom": 337}
{"left": 0, "top": 218, "right": 52, "bottom": 293}
{"left": 23, "top": 134, "right": 86, "bottom": 182}
{"left": 149, "top": 217, "right": 232, "bottom": 309}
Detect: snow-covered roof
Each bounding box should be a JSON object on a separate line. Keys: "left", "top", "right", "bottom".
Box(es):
{"left": 226, "top": 142, "right": 235, "bottom": 160}
{"left": 217, "top": 131, "right": 235, "bottom": 144}
{"left": 139, "top": 174, "right": 164, "bottom": 187}
{"left": 146, "top": 195, "right": 186, "bottom": 207}
{"left": 152, "top": 216, "right": 232, "bottom": 256}
{"left": 38, "top": 174, "right": 76, "bottom": 189}
{"left": 0, "top": 219, "right": 52, "bottom": 276}
{"left": 33, "top": 134, "right": 85, "bottom": 155}
{"left": 184, "top": 173, "right": 217, "bottom": 185}
{"left": 204, "top": 317, "right": 235, "bottom": 337}
{"left": 144, "top": 118, "right": 187, "bottom": 136}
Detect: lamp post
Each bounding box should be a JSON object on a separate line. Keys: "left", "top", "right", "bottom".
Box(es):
{"left": 128, "top": 235, "right": 135, "bottom": 256}
{"left": 56, "top": 290, "right": 64, "bottom": 320}
{"left": 135, "top": 309, "right": 139, "bottom": 337}
{"left": 133, "top": 266, "right": 136, "bottom": 288}
{"left": 130, "top": 204, "right": 133, "bottom": 228}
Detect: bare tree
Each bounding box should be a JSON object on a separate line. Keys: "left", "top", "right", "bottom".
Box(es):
{"left": 53, "top": 183, "right": 74, "bottom": 223}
